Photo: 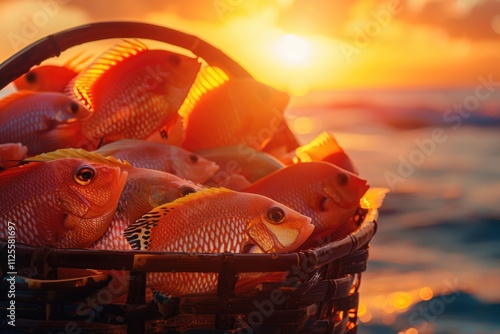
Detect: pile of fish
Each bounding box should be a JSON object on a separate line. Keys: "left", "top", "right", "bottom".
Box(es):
{"left": 0, "top": 40, "right": 387, "bottom": 297}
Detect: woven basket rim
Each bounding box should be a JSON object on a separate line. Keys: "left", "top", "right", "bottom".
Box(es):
{"left": 0, "top": 21, "right": 254, "bottom": 90}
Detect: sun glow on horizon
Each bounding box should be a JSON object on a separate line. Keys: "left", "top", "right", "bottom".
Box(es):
{"left": 272, "top": 34, "right": 312, "bottom": 66}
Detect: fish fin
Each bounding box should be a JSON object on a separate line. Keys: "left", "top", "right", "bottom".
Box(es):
{"left": 123, "top": 187, "right": 234, "bottom": 250}
{"left": 68, "top": 39, "right": 148, "bottom": 111}
{"left": 120, "top": 191, "right": 154, "bottom": 222}
{"left": 359, "top": 187, "right": 390, "bottom": 209}
{"left": 94, "top": 139, "right": 144, "bottom": 156}
{"left": 178, "top": 66, "right": 229, "bottom": 122}
{"left": 295, "top": 131, "right": 343, "bottom": 162}
{"left": 0, "top": 161, "right": 41, "bottom": 186}
{"left": 27, "top": 149, "right": 132, "bottom": 168}
{"left": 123, "top": 210, "right": 160, "bottom": 250}
{"left": 63, "top": 52, "right": 93, "bottom": 73}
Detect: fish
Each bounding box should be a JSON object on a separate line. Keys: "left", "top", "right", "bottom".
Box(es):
{"left": 243, "top": 162, "right": 378, "bottom": 242}
{"left": 13, "top": 53, "right": 91, "bottom": 92}
{"left": 0, "top": 158, "right": 127, "bottom": 248}
{"left": 67, "top": 40, "right": 201, "bottom": 145}
{"left": 195, "top": 145, "right": 285, "bottom": 183}
{"left": 293, "top": 131, "right": 358, "bottom": 174}
{"left": 0, "top": 143, "right": 27, "bottom": 168}
{"left": 0, "top": 91, "right": 93, "bottom": 155}
{"left": 179, "top": 66, "right": 290, "bottom": 151}
{"left": 123, "top": 187, "right": 314, "bottom": 296}
{"left": 204, "top": 173, "right": 252, "bottom": 191}
{"left": 28, "top": 149, "right": 204, "bottom": 250}
{"left": 94, "top": 139, "right": 219, "bottom": 184}
{"left": 261, "top": 118, "right": 300, "bottom": 160}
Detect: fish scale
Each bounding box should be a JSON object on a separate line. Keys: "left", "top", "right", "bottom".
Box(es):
{"left": 244, "top": 162, "right": 370, "bottom": 242}
{"left": 68, "top": 40, "right": 201, "bottom": 145}
{"left": 124, "top": 187, "right": 314, "bottom": 296}
{"left": 0, "top": 158, "right": 127, "bottom": 248}
{"left": 0, "top": 91, "right": 92, "bottom": 155}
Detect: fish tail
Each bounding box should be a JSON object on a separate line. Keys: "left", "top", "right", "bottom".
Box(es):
{"left": 295, "top": 131, "right": 343, "bottom": 162}
{"left": 359, "top": 187, "right": 390, "bottom": 209}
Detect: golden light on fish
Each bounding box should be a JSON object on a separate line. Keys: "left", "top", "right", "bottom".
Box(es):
{"left": 389, "top": 291, "right": 413, "bottom": 311}
{"left": 272, "top": 34, "right": 312, "bottom": 66}
{"left": 419, "top": 286, "right": 433, "bottom": 301}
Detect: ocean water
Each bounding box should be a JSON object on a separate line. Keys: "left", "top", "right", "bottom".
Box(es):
{"left": 288, "top": 89, "right": 500, "bottom": 334}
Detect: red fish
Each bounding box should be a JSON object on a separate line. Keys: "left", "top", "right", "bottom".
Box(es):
{"left": 195, "top": 145, "right": 285, "bottom": 183}
{"left": 13, "top": 53, "right": 90, "bottom": 92}
{"left": 28, "top": 149, "right": 204, "bottom": 250}
{"left": 0, "top": 91, "right": 93, "bottom": 155}
{"left": 179, "top": 66, "right": 290, "bottom": 151}
{"left": 95, "top": 139, "right": 219, "bottom": 184}
{"left": 68, "top": 40, "right": 201, "bottom": 145}
{"left": 244, "top": 162, "right": 372, "bottom": 242}
{"left": 0, "top": 143, "right": 27, "bottom": 168}
{"left": 123, "top": 187, "right": 314, "bottom": 296}
{"left": 293, "top": 131, "right": 358, "bottom": 174}
{"left": 0, "top": 158, "right": 127, "bottom": 248}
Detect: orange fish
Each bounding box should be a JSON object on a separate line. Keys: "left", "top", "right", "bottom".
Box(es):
{"left": 28, "top": 149, "right": 204, "bottom": 250}
{"left": 179, "top": 66, "right": 290, "bottom": 151}
{"left": 123, "top": 187, "right": 314, "bottom": 296}
{"left": 95, "top": 139, "right": 219, "bottom": 184}
{"left": 0, "top": 158, "right": 127, "bottom": 248}
{"left": 293, "top": 131, "right": 358, "bottom": 174}
{"left": 0, "top": 143, "right": 27, "bottom": 168}
{"left": 0, "top": 91, "right": 93, "bottom": 155}
{"left": 244, "top": 162, "right": 373, "bottom": 242}
{"left": 13, "top": 53, "right": 90, "bottom": 92}
{"left": 68, "top": 40, "right": 201, "bottom": 145}
{"left": 195, "top": 145, "right": 285, "bottom": 183}
{"left": 261, "top": 118, "right": 300, "bottom": 159}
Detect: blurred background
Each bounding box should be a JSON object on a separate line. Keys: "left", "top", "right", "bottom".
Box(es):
{"left": 1, "top": 1, "right": 499, "bottom": 333}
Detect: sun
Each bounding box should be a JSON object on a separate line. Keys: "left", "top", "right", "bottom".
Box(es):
{"left": 272, "top": 34, "right": 312, "bottom": 66}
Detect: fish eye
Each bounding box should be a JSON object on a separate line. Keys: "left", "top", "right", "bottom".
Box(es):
{"left": 337, "top": 173, "right": 349, "bottom": 186}
{"left": 74, "top": 166, "right": 96, "bottom": 185}
{"left": 68, "top": 102, "right": 80, "bottom": 114}
{"left": 187, "top": 154, "right": 199, "bottom": 163}
{"left": 25, "top": 72, "right": 36, "bottom": 83}
{"left": 167, "top": 54, "right": 181, "bottom": 66}
{"left": 266, "top": 207, "right": 286, "bottom": 224}
{"left": 178, "top": 186, "right": 197, "bottom": 197}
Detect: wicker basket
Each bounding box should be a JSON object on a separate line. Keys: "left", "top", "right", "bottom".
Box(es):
{"left": 0, "top": 22, "right": 378, "bottom": 334}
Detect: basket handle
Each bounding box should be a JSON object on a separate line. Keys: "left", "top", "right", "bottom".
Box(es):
{"left": 0, "top": 21, "right": 253, "bottom": 90}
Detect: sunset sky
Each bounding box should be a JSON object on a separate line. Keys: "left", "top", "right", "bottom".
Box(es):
{"left": 0, "top": 0, "right": 499, "bottom": 95}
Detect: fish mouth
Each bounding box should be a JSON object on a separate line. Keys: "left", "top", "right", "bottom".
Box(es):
{"left": 241, "top": 240, "right": 265, "bottom": 254}
{"left": 206, "top": 162, "right": 220, "bottom": 177}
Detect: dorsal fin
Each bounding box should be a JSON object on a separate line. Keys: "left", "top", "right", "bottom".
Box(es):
{"left": 178, "top": 66, "right": 229, "bottom": 122}
{"left": 295, "top": 131, "right": 343, "bottom": 162}
{"left": 63, "top": 52, "right": 93, "bottom": 73}
{"left": 94, "top": 139, "right": 147, "bottom": 156}
{"left": 27, "top": 149, "right": 132, "bottom": 168}
{"left": 67, "top": 39, "right": 148, "bottom": 111}
{"left": 123, "top": 187, "right": 233, "bottom": 250}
